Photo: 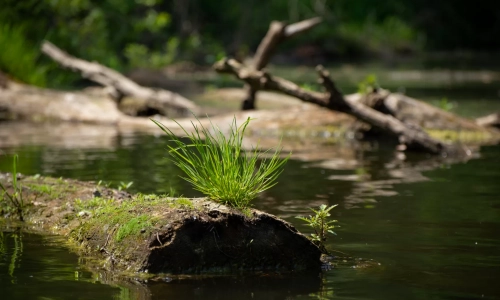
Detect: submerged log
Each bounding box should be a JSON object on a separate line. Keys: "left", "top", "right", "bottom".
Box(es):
{"left": 214, "top": 59, "right": 462, "bottom": 155}
{"left": 41, "top": 41, "right": 199, "bottom": 115}
{"left": 1, "top": 77, "right": 498, "bottom": 155}
{"left": 0, "top": 174, "right": 322, "bottom": 275}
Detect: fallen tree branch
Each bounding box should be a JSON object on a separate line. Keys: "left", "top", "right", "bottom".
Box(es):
{"left": 214, "top": 58, "right": 459, "bottom": 155}
{"left": 476, "top": 112, "right": 500, "bottom": 129}
{"left": 242, "top": 17, "right": 322, "bottom": 110}
{"left": 41, "top": 41, "right": 199, "bottom": 115}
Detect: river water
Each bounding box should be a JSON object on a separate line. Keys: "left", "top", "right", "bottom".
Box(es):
{"left": 1, "top": 68, "right": 500, "bottom": 299}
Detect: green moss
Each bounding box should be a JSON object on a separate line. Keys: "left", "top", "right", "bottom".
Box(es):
{"left": 172, "top": 198, "right": 195, "bottom": 209}
{"left": 240, "top": 207, "right": 254, "bottom": 219}
{"left": 115, "top": 215, "right": 152, "bottom": 242}
{"left": 26, "top": 183, "right": 54, "bottom": 196}
{"left": 426, "top": 129, "right": 494, "bottom": 143}
{"left": 72, "top": 194, "right": 180, "bottom": 244}
{"left": 74, "top": 197, "right": 114, "bottom": 211}
{"left": 23, "top": 176, "right": 77, "bottom": 200}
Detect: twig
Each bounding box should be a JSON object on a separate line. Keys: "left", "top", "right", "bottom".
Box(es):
{"left": 156, "top": 232, "right": 163, "bottom": 246}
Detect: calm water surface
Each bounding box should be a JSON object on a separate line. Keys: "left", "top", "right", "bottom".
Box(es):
{"left": 1, "top": 68, "right": 500, "bottom": 299}
{"left": 1, "top": 133, "right": 499, "bottom": 300}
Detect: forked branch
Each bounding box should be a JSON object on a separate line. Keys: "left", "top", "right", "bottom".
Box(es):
{"left": 242, "top": 17, "right": 322, "bottom": 110}
{"left": 215, "top": 58, "right": 458, "bottom": 155}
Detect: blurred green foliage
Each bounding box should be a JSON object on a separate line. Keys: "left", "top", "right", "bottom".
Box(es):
{"left": 0, "top": 23, "right": 47, "bottom": 86}
{"left": 357, "top": 74, "right": 379, "bottom": 94}
{"left": 0, "top": 0, "right": 498, "bottom": 87}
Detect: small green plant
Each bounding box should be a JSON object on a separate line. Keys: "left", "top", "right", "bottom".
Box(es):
{"left": 0, "top": 155, "right": 25, "bottom": 221}
{"left": 437, "top": 97, "right": 454, "bottom": 112}
{"left": 152, "top": 116, "right": 289, "bottom": 208}
{"left": 0, "top": 232, "right": 5, "bottom": 255}
{"left": 296, "top": 204, "right": 338, "bottom": 253}
{"left": 97, "top": 180, "right": 112, "bottom": 188}
{"left": 117, "top": 181, "right": 134, "bottom": 191}
{"left": 300, "top": 82, "right": 319, "bottom": 92}
{"left": 357, "top": 74, "right": 379, "bottom": 94}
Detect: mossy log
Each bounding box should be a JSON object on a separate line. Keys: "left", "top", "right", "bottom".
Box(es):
{"left": 0, "top": 174, "right": 322, "bottom": 275}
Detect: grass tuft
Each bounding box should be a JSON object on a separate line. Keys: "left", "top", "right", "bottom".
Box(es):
{"left": 0, "top": 155, "right": 25, "bottom": 221}
{"left": 152, "top": 116, "right": 289, "bottom": 208}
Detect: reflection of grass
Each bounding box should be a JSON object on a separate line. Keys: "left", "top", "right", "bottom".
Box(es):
{"left": 0, "top": 232, "right": 5, "bottom": 256}
{"left": 8, "top": 232, "right": 23, "bottom": 283}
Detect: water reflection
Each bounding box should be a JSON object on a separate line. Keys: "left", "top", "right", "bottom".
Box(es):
{"left": 146, "top": 274, "right": 322, "bottom": 300}
{"left": 0, "top": 123, "right": 499, "bottom": 300}
{"left": 0, "top": 226, "right": 328, "bottom": 300}
{"left": 0, "top": 228, "right": 124, "bottom": 300}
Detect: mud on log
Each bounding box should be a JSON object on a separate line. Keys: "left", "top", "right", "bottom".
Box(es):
{"left": 215, "top": 58, "right": 463, "bottom": 155}
{"left": 41, "top": 41, "right": 199, "bottom": 115}
{"left": 241, "top": 17, "right": 322, "bottom": 110}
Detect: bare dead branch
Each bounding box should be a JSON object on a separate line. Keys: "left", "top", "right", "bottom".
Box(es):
{"left": 284, "top": 17, "right": 322, "bottom": 38}
{"left": 253, "top": 21, "right": 287, "bottom": 71}
{"left": 41, "top": 41, "right": 199, "bottom": 115}
{"left": 315, "top": 65, "right": 346, "bottom": 108}
{"left": 215, "top": 58, "right": 457, "bottom": 155}
{"left": 476, "top": 112, "right": 500, "bottom": 129}
{"left": 241, "top": 17, "right": 323, "bottom": 110}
